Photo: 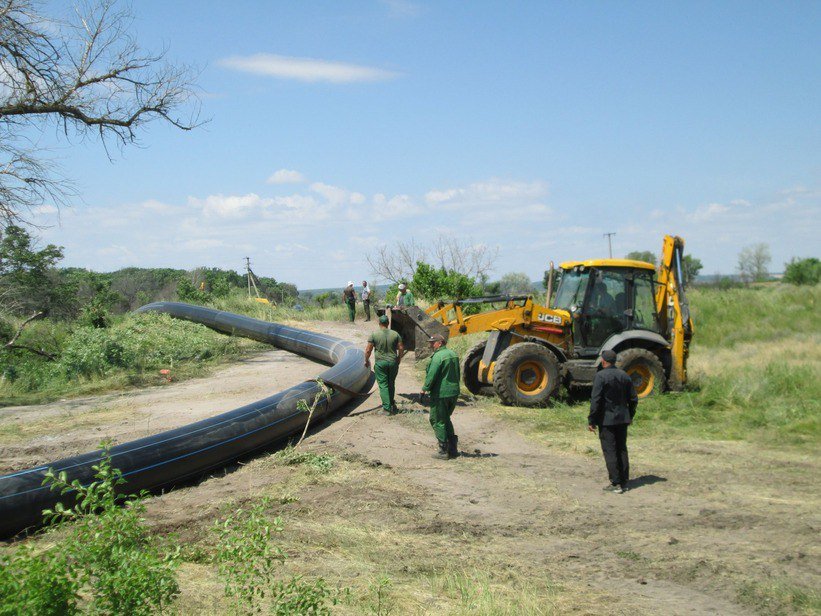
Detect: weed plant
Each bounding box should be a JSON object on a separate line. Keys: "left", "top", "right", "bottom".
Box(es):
{"left": 214, "top": 500, "right": 285, "bottom": 613}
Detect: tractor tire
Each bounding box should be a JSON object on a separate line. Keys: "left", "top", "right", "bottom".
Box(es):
{"left": 493, "top": 342, "right": 560, "bottom": 407}
{"left": 616, "top": 348, "right": 666, "bottom": 399}
{"left": 461, "top": 340, "right": 494, "bottom": 396}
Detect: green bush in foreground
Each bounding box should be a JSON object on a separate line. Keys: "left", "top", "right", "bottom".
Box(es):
{"left": 0, "top": 447, "right": 179, "bottom": 615}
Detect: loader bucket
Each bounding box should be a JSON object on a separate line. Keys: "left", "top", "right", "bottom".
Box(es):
{"left": 386, "top": 306, "right": 450, "bottom": 359}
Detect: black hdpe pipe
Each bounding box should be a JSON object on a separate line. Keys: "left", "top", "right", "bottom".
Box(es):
{"left": 0, "top": 302, "right": 370, "bottom": 539}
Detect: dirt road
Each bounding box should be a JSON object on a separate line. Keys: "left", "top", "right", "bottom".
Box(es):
{"left": 1, "top": 320, "right": 817, "bottom": 614}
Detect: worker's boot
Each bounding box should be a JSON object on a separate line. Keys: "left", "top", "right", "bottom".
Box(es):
{"left": 447, "top": 435, "right": 459, "bottom": 459}
{"left": 432, "top": 440, "right": 449, "bottom": 460}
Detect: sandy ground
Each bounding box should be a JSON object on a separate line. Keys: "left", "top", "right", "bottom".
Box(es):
{"left": 1, "top": 319, "right": 818, "bottom": 615}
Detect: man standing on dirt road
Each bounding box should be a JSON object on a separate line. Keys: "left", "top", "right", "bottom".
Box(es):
{"left": 343, "top": 281, "right": 357, "bottom": 322}
{"left": 421, "top": 334, "right": 460, "bottom": 460}
{"left": 588, "top": 349, "right": 638, "bottom": 494}
{"left": 365, "top": 315, "right": 405, "bottom": 414}
{"left": 361, "top": 280, "right": 371, "bottom": 321}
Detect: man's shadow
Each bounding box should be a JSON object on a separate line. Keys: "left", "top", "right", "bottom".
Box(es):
{"left": 627, "top": 475, "right": 667, "bottom": 490}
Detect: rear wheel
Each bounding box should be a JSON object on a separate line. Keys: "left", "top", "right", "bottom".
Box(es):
{"left": 616, "top": 348, "right": 666, "bottom": 398}
{"left": 493, "top": 342, "right": 560, "bottom": 407}
{"left": 461, "top": 340, "right": 494, "bottom": 396}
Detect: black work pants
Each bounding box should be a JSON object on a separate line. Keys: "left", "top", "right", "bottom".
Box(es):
{"left": 599, "top": 424, "right": 629, "bottom": 487}
{"left": 363, "top": 299, "right": 371, "bottom": 321}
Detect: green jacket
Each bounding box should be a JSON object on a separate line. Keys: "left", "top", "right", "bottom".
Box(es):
{"left": 424, "top": 347, "right": 460, "bottom": 398}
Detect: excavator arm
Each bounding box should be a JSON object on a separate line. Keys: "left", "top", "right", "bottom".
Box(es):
{"left": 655, "top": 235, "right": 694, "bottom": 390}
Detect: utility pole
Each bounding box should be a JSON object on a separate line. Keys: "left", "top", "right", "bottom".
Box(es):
{"left": 603, "top": 232, "right": 616, "bottom": 258}
{"left": 245, "top": 257, "right": 252, "bottom": 298}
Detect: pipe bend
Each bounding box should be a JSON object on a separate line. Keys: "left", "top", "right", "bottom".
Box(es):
{"left": 0, "top": 302, "right": 370, "bottom": 538}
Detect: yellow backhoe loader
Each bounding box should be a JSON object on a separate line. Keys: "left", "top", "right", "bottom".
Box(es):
{"left": 388, "top": 235, "right": 693, "bottom": 407}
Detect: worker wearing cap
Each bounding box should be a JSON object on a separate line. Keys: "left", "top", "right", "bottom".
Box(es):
{"left": 396, "top": 283, "right": 415, "bottom": 307}
{"left": 588, "top": 349, "right": 638, "bottom": 493}
{"left": 342, "top": 281, "right": 357, "bottom": 322}
{"left": 422, "top": 334, "right": 460, "bottom": 459}
{"left": 364, "top": 315, "right": 405, "bottom": 413}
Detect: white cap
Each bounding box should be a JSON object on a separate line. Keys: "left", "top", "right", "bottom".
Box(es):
{"left": 398, "top": 283, "right": 406, "bottom": 290}
{"left": 347, "top": 281, "right": 354, "bottom": 287}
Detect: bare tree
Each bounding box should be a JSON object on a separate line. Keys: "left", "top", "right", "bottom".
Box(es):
{"left": 366, "top": 238, "right": 427, "bottom": 284}
{"left": 0, "top": 0, "right": 201, "bottom": 226}
{"left": 737, "top": 243, "right": 771, "bottom": 283}
{"left": 367, "top": 234, "right": 499, "bottom": 284}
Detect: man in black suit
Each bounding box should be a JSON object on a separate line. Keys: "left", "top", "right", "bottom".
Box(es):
{"left": 588, "top": 349, "right": 639, "bottom": 494}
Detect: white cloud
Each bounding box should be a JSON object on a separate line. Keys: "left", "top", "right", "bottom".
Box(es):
{"left": 267, "top": 169, "right": 306, "bottom": 184}
{"left": 188, "top": 193, "right": 273, "bottom": 218}
{"left": 183, "top": 239, "right": 225, "bottom": 250}
{"left": 218, "top": 54, "right": 398, "bottom": 83}
{"left": 425, "top": 178, "right": 548, "bottom": 209}
{"left": 690, "top": 202, "right": 729, "bottom": 222}
{"left": 380, "top": 0, "right": 421, "bottom": 18}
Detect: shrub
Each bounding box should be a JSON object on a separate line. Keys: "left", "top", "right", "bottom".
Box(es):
{"left": 272, "top": 575, "right": 339, "bottom": 615}
{"left": 214, "top": 501, "right": 285, "bottom": 613}
{"left": 783, "top": 257, "right": 820, "bottom": 285}
{"left": 0, "top": 448, "right": 179, "bottom": 615}
{"left": 59, "top": 327, "right": 128, "bottom": 378}
{"left": 412, "top": 261, "right": 479, "bottom": 301}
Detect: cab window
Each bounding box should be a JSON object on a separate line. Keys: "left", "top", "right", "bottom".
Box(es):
{"left": 552, "top": 269, "right": 589, "bottom": 311}
{"left": 633, "top": 273, "right": 658, "bottom": 332}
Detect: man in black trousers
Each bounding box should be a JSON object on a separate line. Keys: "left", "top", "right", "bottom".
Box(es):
{"left": 588, "top": 349, "right": 639, "bottom": 494}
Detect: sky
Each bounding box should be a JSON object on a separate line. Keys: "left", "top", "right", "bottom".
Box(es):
{"left": 25, "top": 0, "right": 821, "bottom": 289}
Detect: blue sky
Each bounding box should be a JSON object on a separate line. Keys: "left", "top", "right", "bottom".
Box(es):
{"left": 30, "top": 1, "right": 821, "bottom": 288}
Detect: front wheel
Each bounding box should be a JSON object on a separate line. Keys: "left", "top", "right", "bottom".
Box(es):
{"left": 461, "top": 340, "right": 494, "bottom": 396}
{"left": 616, "top": 348, "right": 666, "bottom": 399}
{"left": 493, "top": 342, "right": 560, "bottom": 407}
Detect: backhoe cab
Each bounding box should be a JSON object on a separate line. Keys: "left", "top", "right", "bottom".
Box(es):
{"left": 389, "top": 235, "right": 693, "bottom": 407}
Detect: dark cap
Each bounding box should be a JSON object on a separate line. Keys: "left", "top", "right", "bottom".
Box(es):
{"left": 428, "top": 334, "right": 446, "bottom": 344}
{"left": 600, "top": 349, "right": 617, "bottom": 363}
{"left": 378, "top": 315, "right": 389, "bottom": 325}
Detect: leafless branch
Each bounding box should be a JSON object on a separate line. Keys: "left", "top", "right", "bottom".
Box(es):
{"left": 0, "top": 0, "right": 202, "bottom": 226}
{"left": 367, "top": 234, "right": 499, "bottom": 283}
{"left": 2, "top": 309, "right": 56, "bottom": 359}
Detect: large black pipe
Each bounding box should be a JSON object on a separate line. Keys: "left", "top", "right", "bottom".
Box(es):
{"left": 0, "top": 302, "right": 370, "bottom": 538}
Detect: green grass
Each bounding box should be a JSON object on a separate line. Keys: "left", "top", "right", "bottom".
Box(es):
{"left": 0, "top": 311, "right": 265, "bottom": 406}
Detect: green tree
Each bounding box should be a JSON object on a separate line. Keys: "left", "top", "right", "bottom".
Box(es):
{"left": 682, "top": 255, "right": 703, "bottom": 286}
{"left": 0, "top": 224, "right": 74, "bottom": 316}
{"left": 411, "top": 261, "right": 479, "bottom": 301}
{"left": 498, "top": 272, "right": 534, "bottom": 295}
{"left": 783, "top": 257, "right": 820, "bottom": 285}
{"left": 625, "top": 250, "right": 658, "bottom": 266}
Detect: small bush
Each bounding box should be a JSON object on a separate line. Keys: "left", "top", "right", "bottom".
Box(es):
{"left": 271, "top": 575, "right": 340, "bottom": 615}
{"left": 59, "top": 326, "right": 128, "bottom": 378}
{"left": 783, "top": 257, "right": 820, "bottom": 285}
{"left": 214, "top": 501, "right": 285, "bottom": 613}
{"left": 0, "top": 447, "right": 179, "bottom": 615}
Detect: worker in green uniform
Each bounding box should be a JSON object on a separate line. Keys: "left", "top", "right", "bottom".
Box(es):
{"left": 396, "top": 283, "right": 415, "bottom": 306}
{"left": 342, "top": 281, "right": 357, "bottom": 322}
{"left": 421, "top": 333, "right": 461, "bottom": 459}
{"left": 364, "top": 315, "right": 405, "bottom": 413}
